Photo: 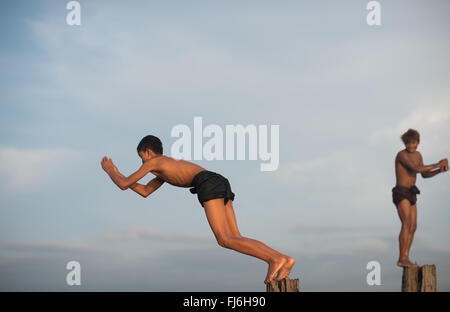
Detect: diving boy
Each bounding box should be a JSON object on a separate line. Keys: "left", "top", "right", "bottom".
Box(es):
{"left": 101, "top": 135, "right": 295, "bottom": 284}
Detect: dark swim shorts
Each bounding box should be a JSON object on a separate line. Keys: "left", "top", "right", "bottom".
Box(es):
{"left": 189, "top": 170, "right": 235, "bottom": 207}
{"left": 392, "top": 185, "right": 420, "bottom": 207}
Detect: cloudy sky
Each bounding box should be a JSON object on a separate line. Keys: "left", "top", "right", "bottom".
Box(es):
{"left": 1, "top": 0, "right": 449, "bottom": 291}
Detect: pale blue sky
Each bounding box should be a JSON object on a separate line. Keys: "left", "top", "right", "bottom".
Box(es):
{"left": 1, "top": 0, "right": 449, "bottom": 291}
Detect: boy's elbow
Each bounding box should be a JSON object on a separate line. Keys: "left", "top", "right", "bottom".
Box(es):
{"left": 139, "top": 190, "right": 149, "bottom": 198}
{"left": 415, "top": 166, "right": 426, "bottom": 174}
{"left": 137, "top": 192, "right": 150, "bottom": 198}
{"left": 143, "top": 189, "right": 152, "bottom": 198}
{"left": 119, "top": 178, "right": 132, "bottom": 190}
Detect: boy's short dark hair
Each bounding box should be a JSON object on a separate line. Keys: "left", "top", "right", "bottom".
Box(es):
{"left": 401, "top": 129, "right": 420, "bottom": 144}
{"left": 137, "top": 135, "right": 163, "bottom": 155}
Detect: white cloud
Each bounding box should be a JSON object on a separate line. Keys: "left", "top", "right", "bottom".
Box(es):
{"left": 369, "top": 101, "right": 450, "bottom": 145}
{"left": 275, "top": 89, "right": 450, "bottom": 214}
{"left": 275, "top": 146, "right": 392, "bottom": 212}
{"left": 100, "top": 226, "right": 210, "bottom": 244}
{"left": 0, "top": 147, "right": 82, "bottom": 193}
{"left": 0, "top": 240, "right": 107, "bottom": 256}
{"left": 298, "top": 233, "right": 391, "bottom": 256}
{"left": 350, "top": 238, "right": 390, "bottom": 253}
{"left": 289, "top": 223, "right": 394, "bottom": 256}
{"left": 367, "top": 91, "right": 450, "bottom": 167}
{"left": 26, "top": 14, "right": 289, "bottom": 114}
{"left": 291, "top": 223, "right": 394, "bottom": 234}
{"left": 0, "top": 226, "right": 449, "bottom": 291}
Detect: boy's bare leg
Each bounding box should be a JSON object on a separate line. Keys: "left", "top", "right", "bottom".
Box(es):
{"left": 405, "top": 204, "right": 417, "bottom": 257}
{"left": 223, "top": 200, "right": 295, "bottom": 281}
{"left": 203, "top": 198, "right": 292, "bottom": 284}
{"left": 396, "top": 200, "right": 419, "bottom": 268}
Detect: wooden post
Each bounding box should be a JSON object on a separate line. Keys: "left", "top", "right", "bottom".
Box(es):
{"left": 420, "top": 265, "right": 437, "bottom": 292}
{"left": 402, "top": 265, "right": 437, "bottom": 292}
{"left": 402, "top": 267, "right": 420, "bottom": 292}
{"left": 266, "top": 278, "right": 300, "bottom": 292}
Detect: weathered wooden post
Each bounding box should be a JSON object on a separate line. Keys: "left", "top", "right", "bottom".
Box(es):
{"left": 402, "top": 266, "right": 419, "bottom": 292}
{"left": 402, "top": 264, "right": 437, "bottom": 292}
{"left": 266, "top": 278, "right": 300, "bottom": 292}
{"left": 420, "top": 265, "right": 437, "bottom": 292}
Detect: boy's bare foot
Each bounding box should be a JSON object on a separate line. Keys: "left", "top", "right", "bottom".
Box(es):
{"left": 264, "top": 256, "right": 287, "bottom": 284}
{"left": 397, "top": 259, "right": 419, "bottom": 268}
{"left": 275, "top": 256, "right": 295, "bottom": 281}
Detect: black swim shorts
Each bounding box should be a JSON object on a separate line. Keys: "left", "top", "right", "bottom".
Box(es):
{"left": 392, "top": 185, "right": 420, "bottom": 207}
{"left": 189, "top": 170, "right": 235, "bottom": 207}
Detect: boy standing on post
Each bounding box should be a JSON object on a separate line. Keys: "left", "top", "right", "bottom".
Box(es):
{"left": 392, "top": 129, "right": 448, "bottom": 268}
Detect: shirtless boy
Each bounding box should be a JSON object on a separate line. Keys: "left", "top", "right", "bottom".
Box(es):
{"left": 393, "top": 129, "right": 448, "bottom": 268}
{"left": 101, "top": 135, "right": 295, "bottom": 284}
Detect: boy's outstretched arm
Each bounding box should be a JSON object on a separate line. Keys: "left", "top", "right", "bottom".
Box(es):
{"left": 419, "top": 153, "right": 448, "bottom": 178}
{"left": 422, "top": 168, "right": 442, "bottom": 178}
{"left": 101, "top": 156, "right": 155, "bottom": 190}
{"left": 398, "top": 152, "right": 445, "bottom": 174}
{"left": 130, "top": 177, "right": 165, "bottom": 198}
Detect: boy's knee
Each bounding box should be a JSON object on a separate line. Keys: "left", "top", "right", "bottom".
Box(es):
{"left": 402, "top": 221, "right": 416, "bottom": 232}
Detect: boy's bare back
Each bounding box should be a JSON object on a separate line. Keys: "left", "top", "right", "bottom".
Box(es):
{"left": 145, "top": 155, "right": 206, "bottom": 187}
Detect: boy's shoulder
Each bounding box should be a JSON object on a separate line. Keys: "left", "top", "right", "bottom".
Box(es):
{"left": 143, "top": 155, "right": 166, "bottom": 168}
{"left": 396, "top": 149, "right": 422, "bottom": 159}
{"left": 151, "top": 155, "right": 168, "bottom": 162}
{"left": 396, "top": 149, "right": 406, "bottom": 158}
{"left": 147, "top": 155, "right": 187, "bottom": 166}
